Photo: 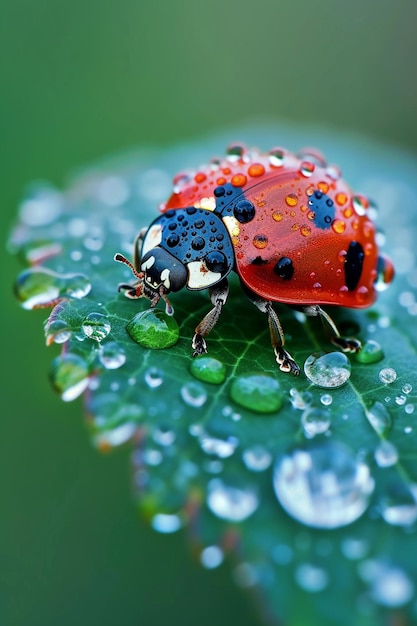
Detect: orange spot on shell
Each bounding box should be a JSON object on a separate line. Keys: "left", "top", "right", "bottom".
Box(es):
{"left": 301, "top": 225, "right": 311, "bottom": 237}
{"left": 332, "top": 219, "right": 346, "bottom": 234}
{"left": 231, "top": 173, "right": 247, "bottom": 187}
{"left": 194, "top": 172, "right": 207, "bottom": 183}
{"left": 285, "top": 193, "right": 298, "bottom": 207}
{"left": 253, "top": 234, "right": 268, "bottom": 249}
{"left": 344, "top": 207, "right": 354, "bottom": 218}
{"left": 317, "top": 181, "right": 329, "bottom": 193}
{"left": 272, "top": 211, "right": 283, "bottom": 222}
{"left": 217, "top": 177, "right": 227, "bottom": 185}
{"left": 248, "top": 163, "right": 265, "bottom": 177}
{"left": 335, "top": 192, "right": 348, "bottom": 206}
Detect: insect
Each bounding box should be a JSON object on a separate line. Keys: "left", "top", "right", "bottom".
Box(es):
{"left": 115, "top": 143, "right": 394, "bottom": 375}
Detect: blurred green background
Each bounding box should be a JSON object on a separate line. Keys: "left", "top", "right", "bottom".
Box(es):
{"left": 1, "top": 1, "right": 417, "bottom": 625}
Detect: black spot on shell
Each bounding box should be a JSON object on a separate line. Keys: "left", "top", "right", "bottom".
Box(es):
{"left": 205, "top": 250, "right": 228, "bottom": 274}
{"left": 345, "top": 241, "right": 364, "bottom": 290}
{"left": 166, "top": 233, "right": 180, "bottom": 247}
{"left": 251, "top": 256, "right": 268, "bottom": 265}
{"left": 234, "top": 199, "right": 256, "bottom": 223}
{"left": 274, "top": 257, "right": 294, "bottom": 280}
{"left": 186, "top": 207, "right": 197, "bottom": 215}
{"left": 191, "top": 236, "right": 205, "bottom": 251}
{"left": 214, "top": 186, "right": 225, "bottom": 197}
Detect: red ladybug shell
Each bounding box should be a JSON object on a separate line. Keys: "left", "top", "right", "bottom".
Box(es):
{"left": 161, "top": 144, "right": 392, "bottom": 308}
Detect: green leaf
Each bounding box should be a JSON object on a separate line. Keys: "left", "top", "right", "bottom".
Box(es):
{"left": 9, "top": 126, "right": 417, "bottom": 626}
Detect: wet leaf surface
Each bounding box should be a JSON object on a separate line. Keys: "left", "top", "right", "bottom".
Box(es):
{"left": 9, "top": 125, "right": 417, "bottom": 626}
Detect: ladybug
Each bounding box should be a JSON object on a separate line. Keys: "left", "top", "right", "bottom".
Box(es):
{"left": 114, "top": 143, "right": 394, "bottom": 375}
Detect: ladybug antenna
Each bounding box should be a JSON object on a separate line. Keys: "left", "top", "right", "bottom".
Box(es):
{"left": 160, "top": 287, "right": 174, "bottom": 316}
{"left": 114, "top": 252, "right": 144, "bottom": 281}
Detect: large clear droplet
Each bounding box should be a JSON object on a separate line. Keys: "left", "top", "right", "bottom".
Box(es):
{"left": 207, "top": 478, "right": 259, "bottom": 522}
{"left": 304, "top": 352, "right": 351, "bottom": 388}
{"left": 366, "top": 401, "right": 392, "bottom": 436}
{"left": 15, "top": 267, "right": 91, "bottom": 310}
{"left": 273, "top": 442, "right": 375, "bottom": 528}
{"left": 81, "top": 312, "right": 112, "bottom": 342}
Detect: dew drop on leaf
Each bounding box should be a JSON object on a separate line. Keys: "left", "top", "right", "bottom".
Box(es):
{"left": 301, "top": 408, "right": 331, "bottom": 439}
{"left": 200, "top": 545, "right": 224, "bottom": 569}
{"left": 199, "top": 434, "right": 238, "bottom": 459}
{"left": 126, "top": 309, "right": 179, "bottom": 349}
{"left": 365, "top": 401, "right": 392, "bottom": 436}
{"left": 273, "top": 442, "right": 375, "bottom": 528}
{"left": 378, "top": 367, "right": 397, "bottom": 384}
{"left": 98, "top": 341, "right": 126, "bottom": 369}
{"left": 304, "top": 352, "right": 351, "bottom": 388}
{"left": 44, "top": 319, "right": 72, "bottom": 345}
{"left": 190, "top": 356, "right": 226, "bottom": 384}
{"left": 374, "top": 440, "right": 398, "bottom": 467}
{"left": 295, "top": 563, "right": 329, "bottom": 593}
{"left": 144, "top": 367, "right": 164, "bottom": 388}
{"left": 230, "top": 374, "right": 283, "bottom": 413}
{"left": 180, "top": 381, "right": 207, "bottom": 407}
{"left": 207, "top": 478, "right": 259, "bottom": 522}
{"left": 49, "top": 353, "right": 91, "bottom": 401}
{"left": 15, "top": 267, "right": 91, "bottom": 309}
{"left": 242, "top": 445, "right": 272, "bottom": 472}
{"left": 359, "top": 561, "right": 415, "bottom": 608}
{"left": 151, "top": 513, "right": 183, "bottom": 534}
{"left": 379, "top": 483, "right": 417, "bottom": 527}
{"left": 355, "top": 339, "right": 384, "bottom": 364}
{"left": 81, "top": 312, "right": 112, "bottom": 341}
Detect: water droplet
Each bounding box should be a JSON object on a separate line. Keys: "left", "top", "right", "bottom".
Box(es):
{"left": 97, "top": 341, "right": 126, "bottom": 369}
{"left": 15, "top": 268, "right": 91, "bottom": 310}
{"left": 190, "top": 356, "right": 226, "bottom": 384}
{"left": 304, "top": 352, "right": 351, "bottom": 388}
{"left": 320, "top": 393, "right": 333, "bottom": 406}
{"left": 252, "top": 234, "right": 268, "bottom": 249}
{"left": 341, "top": 537, "right": 369, "bottom": 560}
{"left": 180, "top": 381, "right": 207, "bottom": 407}
{"left": 269, "top": 147, "right": 285, "bottom": 167}
{"left": 151, "top": 513, "right": 183, "bottom": 533}
{"left": 273, "top": 442, "right": 375, "bottom": 528}
{"left": 285, "top": 193, "right": 298, "bottom": 207}
{"left": 405, "top": 404, "right": 415, "bottom": 415}
{"left": 395, "top": 395, "right": 407, "bottom": 405}
{"left": 49, "top": 353, "right": 90, "bottom": 401}
{"left": 242, "top": 445, "right": 272, "bottom": 472}
{"left": 81, "top": 312, "right": 111, "bottom": 342}
{"left": 207, "top": 478, "right": 259, "bottom": 522}
{"left": 379, "top": 367, "right": 397, "bottom": 384}
{"left": 374, "top": 440, "right": 398, "bottom": 467}
{"left": 143, "top": 448, "right": 163, "bottom": 466}
{"left": 295, "top": 563, "right": 329, "bottom": 593}
{"left": 44, "top": 318, "right": 72, "bottom": 345}
{"left": 200, "top": 545, "right": 224, "bottom": 569}
{"left": 19, "top": 183, "right": 62, "bottom": 226}
{"left": 289, "top": 388, "right": 313, "bottom": 410}
{"left": 126, "top": 309, "right": 179, "bottom": 349}
{"left": 380, "top": 483, "right": 417, "bottom": 526}
{"left": 301, "top": 408, "right": 331, "bottom": 438}
{"left": 94, "top": 422, "right": 137, "bottom": 451}
{"left": 359, "top": 561, "right": 414, "bottom": 608}
{"left": 152, "top": 426, "right": 176, "bottom": 447}
{"left": 230, "top": 374, "right": 283, "bottom": 413}
{"left": 402, "top": 383, "right": 413, "bottom": 394}
{"left": 300, "top": 161, "right": 315, "bottom": 177}
{"left": 365, "top": 401, "right": 392, "bottom": 436}
{"left": 144, "top": 367, "right": 164, "bottom": 388}
{"left": 355, "top": 340, "right": 384, "bottom": 364}
{"left": 199, "top": 434, "right": 238, "bottom": 458}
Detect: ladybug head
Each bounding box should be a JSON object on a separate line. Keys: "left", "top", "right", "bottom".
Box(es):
{"left": 114, "top": 246, "right": 187, "bottom": 315}
{"left": 141, "top": 248, "right": 188, "bottom": 298}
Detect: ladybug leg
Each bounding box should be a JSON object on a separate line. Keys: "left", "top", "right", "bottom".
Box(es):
{"left": 192, "top": 279, "right": 229, "bottom": 356}
{"left": 250, "top": 297, "right": 300, "bottom": 375}
{"left": 302, "top": 305, "right": 361, "bottom": 353}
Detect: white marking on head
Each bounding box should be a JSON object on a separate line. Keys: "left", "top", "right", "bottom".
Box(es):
{"left": 187, "top": 261, "right": 221, "bottom": 290}
{"left": 142, "top": 224, "right": 163, "bottom": 255}
{"left": 160, "top": 268, "right": 171, "bottom": 289}
{"left": 141, "top": 255, "right": 155, "bottom": 271}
